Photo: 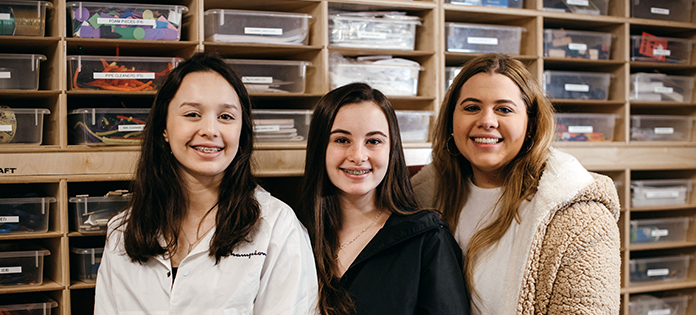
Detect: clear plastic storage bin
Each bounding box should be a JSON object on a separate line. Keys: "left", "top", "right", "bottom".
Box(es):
{"left": 630, "top": 73, "right": 694, "bottom": 103}
{"left": 543, "top": 70, "right": 612, "bottom": 100}
{"left": 395, "top": 111, "right": 434, "bottom": 142}
{"left": 68, "top": 108, "right": 149, "bottom": 145}
{"left": 0, "top": 1, "right": 53, "bottom": 36}
{"left": 445, "top": 66, "right": 462, "bottom": 91}
{"left": 204, "top": 9, "right": 310, "bottom": 45}
{"left": 0, "top": 296, "right": 58, "bottom": 315}
{"left": 66, "top": 2, "right": 188, "bottom": 40}
{"left": 631, "top": 35, "right": 693, "bottom": 64}
{"left": 630, "top": 217, "right": 690, "bottom": 244}
{"left": 631, "top": 0, "right": 693, "bottom": 22}
{"left": 69, "top": 195, "right": 130, "bottom": 233}
{"left": 225, "top": 59, "right": 311, "bottom": 94}
{"left": 543, "top": 0, "right": 609, "bottom": 15}
{"left": 68, "top": 55, "right": 182, "bottom": 91}
{"left": 629, "top": 255, "right": 690, "bottom": 284}
{"left": 0, "top": 197, "right": 55, "bottom": 234}
{"left": 631, "top": 115, "right": 694, "bottom": 142}
{"left": 0, "top": 245, "right": 50, "bottom": 286}
{"left": 554, "top": 113, "right": 616, "bottom": 141}
{"left": 631, "top": 179, "right": 693, "bottom": 207}
{"left": 328, "top": 12, "right": 420, "bottom": 50}
{"left": 252, "top": 109, "right": 312, "bottom": 143}
{"left": 329, "top": 55, "right": 422, "bottom": 96}
{"left": 0, "top": 107, "right": 50, "bottom": 145}
{"left": 446, "top": 0, "right": 524, "bottom": 9}
{"left": 629, "top": 295, "right": 690, "bottom": 315}
{"left": 0, "top": 54, "right": 46, "bottom": 90}
{"left": 544, "top": 29, "right": 612, "bottom": 60}
{"left": 445, "top": 23, "right": 524, "bottom": 54}
{"left": 71, "top": 247, "right": 103, "bottom": 282}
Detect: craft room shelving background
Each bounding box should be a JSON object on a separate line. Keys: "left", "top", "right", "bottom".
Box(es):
{"left": 1, "top": 0, "right": 696, "bottom": 313}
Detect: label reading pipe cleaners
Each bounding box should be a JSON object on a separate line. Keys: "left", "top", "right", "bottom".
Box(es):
{"left": 94, "top": 72, "right": 156, "bottom": 80}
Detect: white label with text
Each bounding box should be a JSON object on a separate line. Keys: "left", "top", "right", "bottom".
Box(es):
{"left": 242, "top": 76, "right": 273, "bottom": 84}
{"left": 647, "top": 268, "right": 669, "bottom": 276}
{"left": 0, "top": 125, "right": 12, "bottom": 132}
{"left": 357, "top": 31, "right": 387, "bottom": 40}
{"left": 119, "top": 125, "right": 145, "bottom": 132}
{"left": 648, "top": 309, "right": 671, "bottom": 315}
{"left": 467, "top": 37, "right": 498, "bottom": 45}
{"left": 0, "top": 267, "right": 21, "bottom": 274}
{"left": 650, "top": 7, "right": 670, "bottom": 15}
{"left": 653, "top": 49, "right": 671, "bottom": 56}
{"left": 646, "top": 191, "right": 679, "bottom": 199}
{"left": 651, "top": 229, "right": 669, "bottom": 237}
{"left": 654, "top": 127, "right": 674, "bottom": 135}
{"left": 564, "top": 84, "right": 589, "bottom": 92}
{"left": 94, "top": 72, "right": 155, "bottom": 80}
{"left": 0, "top": 72, "right": 10, "bottom": 79}
{"left": 568, "top": 126, "right": 593, "bottom": 133}
{"left": 567, "top": 0, "right": 589, "bottom": 5}
{"left": 654, "top": 86, "right": 673, "bottom": 94}
{"left": 244, "top": 27, "right": 283, "bottom": 36}
{"left": 568, "top": 43, "right": 587, "bottom": 51}
{"left": 97, "top": 18, "right": 156, "bottom": 26}
{"left": 0, "top": 216, "right": 19, "bottom": 223}
{"left": 254, "top": 125, "right": 281, "bottom": 132}
{"left": 0, "top": 13, "right": 10, "bottom": 20}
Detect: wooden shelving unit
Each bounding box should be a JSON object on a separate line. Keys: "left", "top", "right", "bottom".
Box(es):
{"left": 0, "top": 0, "right": 695, "bottom": 313}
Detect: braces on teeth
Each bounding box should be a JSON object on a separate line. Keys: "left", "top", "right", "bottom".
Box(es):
{"left": 195, "top": 147, "right": 221, "bottom": 153}
{"left": 344, "top": 169, "right": 370, "bottom": 175}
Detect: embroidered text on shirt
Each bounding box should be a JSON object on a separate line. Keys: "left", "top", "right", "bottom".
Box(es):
{"left": 231, "top": 250, "right": 267, "bottom": 259}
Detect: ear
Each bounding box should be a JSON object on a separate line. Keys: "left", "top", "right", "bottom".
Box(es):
{"left": 163, "top": 130, "right": 169, "bottom": 142}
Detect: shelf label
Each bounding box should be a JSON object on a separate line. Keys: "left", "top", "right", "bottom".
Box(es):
{"left": 254, "top": 125, "right": 281, "bottom": 132}
{"left": 119, "top": 125, "right": 145, "bottom": 132}
{"left": 0, "top": 72, "right": 10, "bottom": 79}
{"left": 467, "top": 37, "right": 499, "bottom": 45}
{"left": 0, "top": 125, "right": 11, "bottom": 132}
{"left": 654, "top": 127, "right": 674, "bottom": 135}
{"left": 564, "top": 84, "right": 589, "bottom": 92}
{"left": 242, "top": 76, "right": 273, "bottom": 84}
{"left": 651, "top": 229, "right": 669, "bottom": 237}
{"left": 650, "top": 7, "right": 670, "bottom": 15}
{"left": 648, "top": 309, "right": 672, "bottom": 315}
{"left": 244, "top": 27, "right": 283, "bottom": 36}
{"left": 647, "top": 268, "right": 669, "bottom": 276}
{"left": 97, "top": 18, "right": 157, "bottom": 27}
{"left": 568, "top": 43, "right": 587, "bottom": 51}
{"left": 568, "top": 126, "right": 593, "bottom": 133}
{"left": 566, "top": 0, "right": 589, "bottom": 6}
{"left": 357, "top": 31, "right": 387, "bottom": 40}
{"left": 646, "top": 190, "right": 679, "bottom": 199}
{"left": 0, "top": 13, "right": 10, "bottom": 20}
{"left": 0, "top": 216, "right": 19, "bottom": 223}
{"left": 653, "top": 49, "right": 671, "bottom": 56}
{"left": 94, "top": 72, "right": 155, "bottom": 80}
{"left": 0, "top": 266, "right": 21, "bottom": 274}
{"left": 654, "top": 86, "right": 674, "bottom": 94}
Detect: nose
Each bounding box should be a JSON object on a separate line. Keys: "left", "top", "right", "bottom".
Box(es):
{"left": 477, "top": 109, "right": 499, "bottom": 130}
{"left": 198, "top": 115, "right": 220, "bottom": 138}
{"left": 347, "top": 143, "right": 367, "bottom": 164}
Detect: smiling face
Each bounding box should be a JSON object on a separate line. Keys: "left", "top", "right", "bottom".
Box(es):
{"left": 325, "top": 101, "right": 390, "bottom": 201}
{"left": 163, "top": 71, "right": 242, "bottom": 184}
{"left": 452, "top": 72, "right": 528, "bottom": 188}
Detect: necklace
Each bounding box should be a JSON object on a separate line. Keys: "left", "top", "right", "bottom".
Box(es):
{"left": 339, "top": 209, "right": 384, "bottom": 249}
{"left": 181, "top": 224, "right": 214, "bottom": 254}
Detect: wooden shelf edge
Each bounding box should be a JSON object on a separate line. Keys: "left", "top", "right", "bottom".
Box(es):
{"left": 0, "top": 280, "right": 64, "bottom": 294}
{"left": 629, "top": 241, "right": 696, "bottom": 251}
{"left": 622, "top": 280, "right": 696, "bottom": 294}
{"left": 0, "top": 232, "right": 63, "bottom": 241}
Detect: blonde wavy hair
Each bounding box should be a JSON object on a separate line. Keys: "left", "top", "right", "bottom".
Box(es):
{"left": 431, "top": 53, "right": 555, "bottom": 301}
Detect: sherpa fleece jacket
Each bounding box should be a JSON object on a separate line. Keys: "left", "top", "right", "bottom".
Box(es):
{"left": 410, "top": 148, "right": 621, "bottom": 314}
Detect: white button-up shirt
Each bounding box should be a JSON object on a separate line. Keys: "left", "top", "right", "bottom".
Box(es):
{"left": 94, "top": 187, "right": 319, "bottom": 315}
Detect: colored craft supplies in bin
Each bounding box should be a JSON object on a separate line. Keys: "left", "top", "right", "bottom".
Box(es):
{"left": 544, "top": 29, "right": 613, "bottom": 60}
{"left": 68, "top": 55, "right": 182, "bottom": 91}
{"left": 204, "top": 9, "right": 311, "bottom": 45}
{"left": 554, "top": 113, "right": 617, "bottom": 142}
{"left": 0, "top": 107, "right": 50, "bottom": 145}
{"left": 630, "top": 33, "right": 693, "bottom": 64}
{"left": 0, "top": 0, "right": 53, "bottom": 36}
{"left": 67, "top": 2, "right": 188, "bottom": 41}
{"left": 68, "top": 108, "right": 149, "bottom": 145}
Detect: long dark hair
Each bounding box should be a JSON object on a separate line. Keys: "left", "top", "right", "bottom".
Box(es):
{"left": 298, "top": 83, "right": 419, "bottom": 315}
{"left": 117, "top": 52, "right": 260, "bottom": 264}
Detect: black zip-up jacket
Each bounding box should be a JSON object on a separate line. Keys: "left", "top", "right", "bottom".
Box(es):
{"left": 340, "top": 210, "right": 471, "bottom": 315}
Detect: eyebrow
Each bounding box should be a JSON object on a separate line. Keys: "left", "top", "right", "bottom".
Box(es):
{"left": 459, "top": 97, "right": 520, "bottom": 107}
{"left": 179, "top": 102, "right": 240, "bottom": 110}
{"left": 330, "top": 129, "right": 388, "bottom": 138}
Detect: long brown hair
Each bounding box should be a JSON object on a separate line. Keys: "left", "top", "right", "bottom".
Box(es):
{"left": 116, "top": 52, "right": 260, "bottom": 264}
{"left": 298, "top": 83, "right": 419, "bottom": 315}
{"left": 431, "top": 53, "right": 555, "bottom": 300}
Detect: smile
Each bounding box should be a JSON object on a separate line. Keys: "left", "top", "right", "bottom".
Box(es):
{"left": 192, "top": 146, "right": 222, "bottom": 153}
{"left": 342, "top": 168, "right": 371, "bottom": 175}
{"left": 472, "top": 137, "right": 502, "bottom": 144}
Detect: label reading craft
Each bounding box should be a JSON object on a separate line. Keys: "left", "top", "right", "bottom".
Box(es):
{"left": 94, "top": 72, "right": 155, "bottom": 80}
{"left": 467, "top": 37, "right": 498, "bottom": 45}
{"left": 0, "top": 216, "right": 19, "bottom": 223}
{"left": 244, "top": 27, "right": 283, "bottom": 36}
{"left": 564, "top": 84, "right": 589, "bottom": 92}
{"left": 97, "top": 18, "right": 157, "bottom": 26}
{"left": 0, "top": 168, "right": 17, "bottom": 174}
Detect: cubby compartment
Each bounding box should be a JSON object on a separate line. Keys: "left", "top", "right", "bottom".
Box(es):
{"left": 543, "top": 29, "right": 613, "bottom": 60}
{"left": 554, "top": 113, "right": 617, "bottom": 142}
{"left": 630, "top": 73, "right": 695, "bottom": 103}
{"left": 543, "top": 70, "right": 612, "bottom": 100}
{"left": 631, "top": 35, "right": 693, "bottom": 64}
{"left": 0, "top": 1, "right": 53, "bottom": 37}
{"left": 631, "top": 115, "right": 694, "bottom": 142}
{"left": 328, "top": 11, "right": 421, "bottom": 50}
{"left": 68, "top": 108, "right": 148, "bottom": 145}
{"left": 0, "top": 54, "right": 46, "bottom": 90}
{"left": 0, "top": 197, "right": 54, "bottom": 235}
{"left": 631, "top": 179, "right": 694, "bottom": 207}
{"left": 0, "top": 244, "right": 50, "bottom": 286}
{"left": 543, "top": 0, "right": 609, "bottom": 15}
{"left": 69, "top": 194, "right": 130, "bottom": 234}
{"left": 66, "top": 2, "right": 189, "bottom": 40}
{"left": 329, "top": 53, "right": 422, "bottom": 96}
{"left": 68, "top": 55, "right": 183, "bottom": 91}
{"left": 225, "top": 59, "right": 312, "bottom": 94}
{"left": 630, "top": 217, "right": 691, "bottom": 244}
{"left": 70, "top": 247, "right": 102, "bottom": 283}
{"left": 204, "top": 9, "right": 311, "bottom": 45}
{"left": 395, "top": 110, "right": 433, "bottom": 143}
{"left": 630, "top": 254, "right": 693, "bottom": 285}
{"left": 631, "top": 0, "right": 693, "bottom": 22}
{"left": 0, "top": 294, "right": 57, "bottom": 314}
{"left": 252, "top": 109, "right": 312, "bottom": 143}
{"left": 629, "top": 294, "right": 690, "bottom": 315}
{"left": 445, "top": 23, "right": 524, "bottom": 54}
{"left": 0, "top": 108, "right": 50, "bottom": 145}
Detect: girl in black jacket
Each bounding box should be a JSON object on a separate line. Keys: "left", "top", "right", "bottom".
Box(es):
{"left": 299, "top": 82, "right": 470, "bottom": 315}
